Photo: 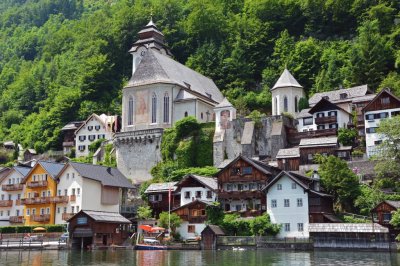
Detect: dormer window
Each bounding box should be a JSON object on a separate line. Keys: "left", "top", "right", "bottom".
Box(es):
{"left": 195, "top": 191, "right": 202, "bottom": 198}
{"left": 340, "top": 93, "right": 347, "bottom": 100}
{"left": 322, "top": 96, "right": 329, "bottom": 100}
{"left": 206, "top": 93, "right": 212, "bottom": 99}
{"left": 184, "top": 191, "right": 190, "bottom": 199}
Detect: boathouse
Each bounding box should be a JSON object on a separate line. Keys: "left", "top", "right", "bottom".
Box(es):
{"left": 68, "top": 210, "right": 131, "bottom": 249}
{"left": 201, "top": 225, "right": 225, "bottom": 250}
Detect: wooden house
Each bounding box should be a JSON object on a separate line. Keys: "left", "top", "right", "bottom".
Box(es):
{"left": 175, "top": 174, "right": 218, "bottom": 207}
{"left": 68, "top": 210, "right": 131, "bottom": 249}
{"left": 371, "top": 200, "right": 400, "bottom": 241}
{"left": 276, "top": 147, "right": 300, "bottom": 171}
{"left": 216, "top": 155, "right": 276, "bottom": 217}
{"left": 201, "top": 225, "right": 225, "bottom": 250}
{"left": 144, "top": 182, "right": 179, "bottom": 218}
{"left": 23, "top": 149, "right": 37, "bottom": 162}
{"left": 60, "top": 121, "right": 83, "bottom": 155}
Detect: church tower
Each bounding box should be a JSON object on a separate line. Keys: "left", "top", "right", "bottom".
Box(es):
{"left": 214, "top": 97, "right": 236, "bottom": 132}
{"left": 271, "top": 69, "right": 305, "bottom": 116}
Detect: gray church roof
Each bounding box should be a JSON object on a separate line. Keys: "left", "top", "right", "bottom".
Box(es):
{"left": 309, "top": 85, "right": 370, "bottom": 106}
{"left": 214, "top": 97, "right": 233, "bottom": 109}
{"left": 127, "top": 49, "right": 223, "bottom": 104}
{"left": 271, "top": 69, "right": 302, "bottom": 90}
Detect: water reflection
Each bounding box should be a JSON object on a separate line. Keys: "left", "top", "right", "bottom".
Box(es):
{"left": 0, "top": 249, "right": 397, "bottom": 265}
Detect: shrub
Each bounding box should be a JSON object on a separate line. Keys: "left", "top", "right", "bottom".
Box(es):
{"left": 0, "top": 226, "right": 16, "bottom": 233}
{"left": 46, "top": 225, "right": 64, "bottom": 232}
{"left": 16, "top": 226, "right": 32, "bottom": 233}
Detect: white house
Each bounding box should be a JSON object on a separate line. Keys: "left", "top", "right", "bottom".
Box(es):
{"left": 173, "top": 174, "right": 218, "bottom": 240}
{"left": 54, "top": 162, "right": 134, "bottom": 224}
{"left": 0, "top": 166, "right": 30, "bottom": 226}
{"left": 363, "top": 89, "right": 400, "bottom": 158}
{"left": 75, "top": 114, "right": 117, "bottom": 157}
{"left": 271, "top": 69, "right": 305, "bottom": 116}
{"left": 264, "top": 171, "right": 334, "bottom": 238}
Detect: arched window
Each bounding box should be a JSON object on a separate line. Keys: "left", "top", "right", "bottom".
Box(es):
{"left": 294, "top": 96, "right": 298, "bottom": 113}
{"left": 201, "top": 112, "right": 204, "bottom": 120}
{"left": 275, "top": 96, "right": 278, "bottom": 115}
{"left": 152, "top": 93, "right": 157, "bottom": 123}
{"left": 184, "top": 111, "right": 188, "bottom": 117}
{"left": 128, "top": 96, "right": 134, "bottom": 125}
{"left": 163, "top": 92, "right": 169, "bottom": 123}
{"left": 284, "top": 96, "right": 288, "bottom": 112}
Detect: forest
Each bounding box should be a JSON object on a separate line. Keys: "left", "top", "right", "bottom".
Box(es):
{"left": 0, "top": 0, "right": 399, "bottom": 152}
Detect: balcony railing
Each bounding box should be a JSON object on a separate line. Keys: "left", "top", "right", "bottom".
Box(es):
{"left": 9, "top": 216, "right": 24, "bottom": 223}
{"left": 178, "top": 215, "right": 207, "bottom": 224}
{"left": 62, "top": 212, "right": 74, "bottom": 221}
{"left": 31, "top": 214, "right": 50, "bottom": 222}
{"left": 62, "top": 141, "right": 74, "bottom": 147}
{"left": 69, "top": 195, "right": 76, "bottom": 202}
{"left": 218, "top": 190, "right": 264, "bottom": 200}
{"left": 224, "top": 209, "right": 264, "bottom": 217}
{"left": 2, "top": 184, "right": 24, "bottom": 191}
{"left": 21, "top": 197, "right": 51, "bottom": 205}
{"left": 27, "top": 180, "right": 48, "bottom": 188}
{"left": 315, "top": 116, "right": 337, "bottom": 125}
{"left": 51, "top": 196, "right": 69, "bottom": 203}
{"left": 0, "top": 200, "right": 13, "bottom": 207}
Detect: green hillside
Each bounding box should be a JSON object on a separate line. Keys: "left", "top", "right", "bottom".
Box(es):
{"left": 0, "top": 0, "right": 399, "bottom": 152}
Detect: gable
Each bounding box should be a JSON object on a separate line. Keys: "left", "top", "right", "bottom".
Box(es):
{"left": 308, "top": 99, "right": 346, "bottom": 114}
{"left": 363, "top": 89, "right": 400, "bottom": 113}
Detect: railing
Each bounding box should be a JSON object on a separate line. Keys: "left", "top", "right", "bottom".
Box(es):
{"left": 257, "top": 236, "right": 312, "bottom": 244}
{"left": 288, "top": 128, "right": 337, "bottom": 144}
{"left": 218, "top": 190, "right": 264, "bottom": 199}
{"left": 62, "top": 141, "right": 74, "bottom": 147}
{"left": 315, "top": 116, "right": 337, "bottom": 125}
{"left": 224, "top": 209, "right": 264, "bottom": 217}
{"left": 0, "top": 200, "right": 13, "bottom": 207}
{"left": 9, "top": 216, "right": 24, "bottom": 223}
{"left": 51, "top": 196, "right": 69, "bottom": 203}
{"left": 217, "top": 236, "right": 256, "bottom": 246}
{"left": 62, "top": 212, "right": 74, "bottom": 221}
{"left": 27, "top": 181, "right": 48, "bottom": 188}
{"left": 69, "top": 195, "right": 76, "bottom": 202}
{"left": 2, "top": 184, "right": 24, "bottom": 191}
{"left": 21, "top": 197, "right": 51, "bottom": 205}
{"left": 115, "top": 128, "right": 164, "bottom": 138}
{"left": 178, "top": 215, "right": 207, "bottom": 224}
{"left": 31, "top": 214, "right": 50, "bottom": 222}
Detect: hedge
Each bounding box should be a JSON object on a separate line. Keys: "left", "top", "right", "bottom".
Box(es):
{"left": 0, "top": 225, "right": 66, "bottom": 234}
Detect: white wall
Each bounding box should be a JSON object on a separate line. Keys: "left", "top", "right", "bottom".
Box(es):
{"left": 177, "top": 221, "right": 206, "bottom": 240}
{"left": 266, "top": 175, "right": 309, "bottom": 238}
{"left": 0, "top": 170, "right": 25, "bottom": 225}
{"left": 272, "top": 87, "right": 305, "bottom": 116}
{"left": 180, "top": 187, "right": 216, "bottom": 206}
{"left": 365, "top": 107, "right": 400, "bottom": 157}
{"left": 174, "top": 100, "right": 196, "bottom": 122}
{"left": 296, "top": 116, "right": 314, "bottom": 132}
{"left": 82, "top": 178, "right": 119, "bottom": 213}
{"left": 76, "top": 116, "right": 113, "bottom": 157}
{"left": 196, "top": 101, "right": 214, "bottom": 123}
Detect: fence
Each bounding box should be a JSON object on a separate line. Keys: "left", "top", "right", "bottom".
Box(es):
{"left": 0, "top": 239, "right": 66, "bottom": 249}
{"left": 216, "top": 236, "right": 312, "bottom": 249}
{"left": 312, "top": 236, "right": 389, "bottom": 250}
{"left": 217, "top": 236, "right": 256, "bottom": 246}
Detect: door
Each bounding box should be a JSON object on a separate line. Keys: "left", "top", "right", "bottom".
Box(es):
{"left": 102, "top": 235, "right": 107, "bottom": 246}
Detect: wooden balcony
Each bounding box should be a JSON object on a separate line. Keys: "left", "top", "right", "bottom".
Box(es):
{"left": 69, "top": 195, "right": 76, "bottom": 202}
{"left": 15, "top": 199, "right": 22, "bottom": 206}
{"left": 315, "top": 116, "right": 337, "bottom": 125}
{"left": 62, "top": 212, "right": 74, "bottom": 221}
{"left": 224, "top": 209, "right": 264, "bottom": 217}
{"left": 51, "top": 196, "right": 69, "bottom": 203}
{"left": 0, "top": 200, "right": 13, "bottom": 207}
{"left": 27, "top": 180, "right": 48, "bottom": 188}
{"left": 9, "top": 216, "right": 24, "bottom": 223}
{"left": 62, "top": 141, "right": 74, "bottom": 147}
{"left": 287, "top": 128, "right": 337, "bottom": 145}
{"left": 218, "top": 190, "right": 264, "bottom": 200}
{"left": 178, "top": 215, "right": 207, "bottom": 224}
{"left": 21, "top": 197, "right": 51, "bottom": 205}
{"left": 2, "top": 184, "right": 24, "bottom": 191}
{"left": 31, "top": 214, "right": 50, "bottom": 222}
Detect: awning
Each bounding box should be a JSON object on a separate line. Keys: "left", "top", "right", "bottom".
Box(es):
{"left": 73, "top": 227, "right": 93, "bottom": 237}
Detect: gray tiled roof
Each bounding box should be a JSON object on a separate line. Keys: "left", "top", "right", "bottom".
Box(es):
{"left": 14, "top": 166, "right": 32, "bottom": 177}
{"left": 385, "top": 200, "right": 400, "bottom": 209}
{"left": 214, "top": 97, "right": 233, "bottom": 109}
{"left": 82, "top": 210, "right": 131, "bottom": 224}
{"left": 145, "top": 182, "right": 177, "bottom": 193}
{"left": 299, "top": 137, "right": 338, "bottom": 147}
{"left": 189, "top": 175, "right": 218, "bottom": 191}
{"left": 69, "top": 162, "right": 134, "bottom": 189}
{"left": 352, "top": 94, "right": 376, "bottom": 103}
{"left": 309, "top": 85, "right": 369, "bottom": 105}
{"left": 217, "top": 159, "right": 233, "bottom": 169}
{"left": 205, "top": 225, "right": 225, "bottom": 235}
{"left": 295, "top": 108, "right": 312, "bottom": 119}
{"left": 276, "top": 148, "right": 300, "bottom": 159}
{"left": 39, "top": 161, "right": 65, "bottom": 178}
{"left": 174, "top": 89, "right": 196, "bottom": 101}
{"left": 308, "top": 223, "right": 388, "bottom": 233}
{"left": 271, "top": 69, "right": 302, "bottom": 90}
{"left": 127, "top": 49, "right": 223, "bottom": 103}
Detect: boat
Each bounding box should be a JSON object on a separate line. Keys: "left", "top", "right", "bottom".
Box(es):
{"left": 135, "top": 238, "right": 168, "bottom": 250}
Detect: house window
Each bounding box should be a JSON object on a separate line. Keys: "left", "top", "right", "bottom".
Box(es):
{"left": 78, "top": 145, "right": 86, "bottom": 151}
{"left": 284, "top": 223, "right": 290, "bottom": 232}
{"left": 317, "top": 125, "right": 325, "bottom": 130}
{"left": 271, "top": 199, "right": 277, "bottom": 208}
{"left": 88, "top": 135, "right": 96, "bottom": 141}
{"left": 242, "top": 167, "right": 252, "bottom": 175}
{"left": 95, "top": 125, "right": 101, "bottom": 130}
{"left": 381, "top": 97, "right": 390, "bottom": 105}
{"left": 64, "top": 189, "right": 68, "bottom": 196}
{"left": 283, "top": 96, "right": 288, "bottom": 112}
{"left": 298, "top": 223, "right": 304, "bottom": 232}
{"left": 249, "top": 183, "right": 256, "bottom": 190}
{"left": 329, "top": 123, "right": 338, "bottom": 129}
{"left": 46, "top": 208, "right": 50, "bottom": 214}
{"left": 366, "top": 127, "right": 378, "bottom": 134}
{"left": 392, "top": 111, "right": 400, "bottom": 117}
{"left": 303, "top": 117, "right": 313, "bottom": 126}
{"left": 206, "top": 191, "right": 212, "bottom": 198}
{"left": 58, "top": 190, "right": 61, "bottom": 196}
{"left": 128, "top": 96, "right": 134, "bottom": 125}
{"left": 184, "top": 111, "right": 188, "bottom": 117}
{"left": 308, "top": 154, "right": 313, "bottom": 161}
{"left": 316, "top": 112, "right": 325, "bottom": 118}
{"left": 201, "top": 112, "right": 204, "bottom": 120}
{"left": 47, "top": 191, "right": 51, "bottom": 196}
{"left": 71, "top": 206, "right": 75, "bottom": 214}
{"left": 337, "top": 151, "right": 347, "bottom": 158}
{"left": 63, "top": 207, "right": 67, "bottom": 213}
{"left": 383, "top": 213, "right": 392, "bottom": 222}
{"left": 32, "top": 209, "right": 36, "bottom": 215}
{"left": 365, "top": 114, "right": 375, "bottom": 120}
{"left": 77, "top": 188, "right": 80, "bottom": 195}
{"left": 72, "top": 173, "right": 75, "bottom": 178}
{"left": 297, "top": 198, "right": 303, "bottom": 207}
{"left": 188, "top": 225, "right": 195, "bottom": 233}
{"left": 195, "top": 191, "right": 202, "bottom": 198}
{"left": 27, "top": 209, "right": 30, "bottom": 215}
{"left": 374, "top": 140, "right": 382, "bottom": 145}
{"left": 226, "top": 184, "right": 233, "bottom": 191}
{"left": 291, "top": 183, "right": 296, "bottom": 189}
{"left": 277, "top": 184, "right": 282, "bottom": 190}
{"left": 284, "top": 199, "right": 290, "bottom": 207}
{"left": 340, "top": 93, "right": 347, "bottom": 100}
{"left": 235, "top": 205, "right": 242, "bottom": 211}
{"left": 42, "top": 191, "right": 46, "bottom": 197}
{"left": 184, "top": 191, "right": 190, "bottom": 199}
{"left": 152, "top": 93, "right": 157, "bottom": 123}
{"left": 57, "top": 208, "right": 60, "bottom": 214}
{"left": 78, "top": 135, "right": 86, "bottom": 141}
{"left": 328, "top": 111, "right": 337, "bottom": 117}
{"left": 72, "top": 188, "right": 76, "bottom": 195}
{"left": 7, "top": 210, "right": 10, "bottom": 216}
{"left": 76, "top": 206, "right": 80, "bottom": 212}
{"left": 237, "top": 184, "right": 243, "bottom": 191}
{"left": 231, "top": 167, "right": 240, "bottom": 176}
{"left": 163, "top": 93, "right": 169, "bottom": 123}
{"left": 88, "top": 126, "right": 93, "bottom": 131}
{"left": 8, "top": 194, "right": 11, "bottom": 200}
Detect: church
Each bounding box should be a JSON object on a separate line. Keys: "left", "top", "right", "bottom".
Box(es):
{"left": 114, "top": 20, "right": 224, "bottom": 183}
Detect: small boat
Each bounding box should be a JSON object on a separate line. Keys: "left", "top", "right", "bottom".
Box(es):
{"left": 135, "top": 238, "right": 168, "bottom": 250}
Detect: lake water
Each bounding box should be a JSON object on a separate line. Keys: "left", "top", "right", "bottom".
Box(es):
{"left": 0, "top": 249, "right": 398, "bottom": 266}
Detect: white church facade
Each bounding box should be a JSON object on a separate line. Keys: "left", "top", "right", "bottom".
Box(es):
{"left": 115, "top": 20, "right": 224, "bottom": 183}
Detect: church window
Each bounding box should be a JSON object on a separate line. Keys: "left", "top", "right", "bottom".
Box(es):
{"left": 128, "top": 96, "right": 134, "bottom": 125}
{"left": 275, "top": 97, "right": 278, "bottom": 115}
{"left": 163, "top": 93, "right": 169, "bottom": 123}
{"left": 294, "top": 96, "right": 298, "bottom": 112}
{"left": 184, "top": 111, "right": 188, "bottom": 117}
{"left": 284, "top": 96, "right": 288, "bottom": 112}
{"left": 201, "top": 112, "right": 204, "bottom": 120}
{"left": 152, "top": 93, "right": 157, "bottom": 123}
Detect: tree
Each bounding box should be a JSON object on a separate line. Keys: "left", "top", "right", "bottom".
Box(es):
{"left": 205, "top": 202, "right": 224, "bottom": 225}
{"left": 354, "top": 185, "right": 385, "bottom": 216}
{"left": 249, "top": 213, "right": 280, "bottom": 236}
{"left": 137, "top": 205, "right": 153, "bottom": 220}
{"left": 337, "top": 128, "right": 357, "bottom": 146}
{"left": 315, "top": 154, "right": 361, "bottom": 212}
{"left": 298, "top": 97, "right": 309, "bottom": 111}
{"left": 158, "top": 212, "right": 182, "bottom": 234}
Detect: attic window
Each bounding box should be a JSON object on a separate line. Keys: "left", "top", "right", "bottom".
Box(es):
{"left": 183, "top": 81, "right": 191, "bottom": 90}
{"left": 381, "top": 97, "right": 390, "bottom": 105}
{"left": 206, "top": 93, "right": 212, "bottom": 99}
{"left": 322, "top": 96, "right": 329, "bottom": 100}
{"left": 340, "top": 93, "right": 347, "bottom": 100}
